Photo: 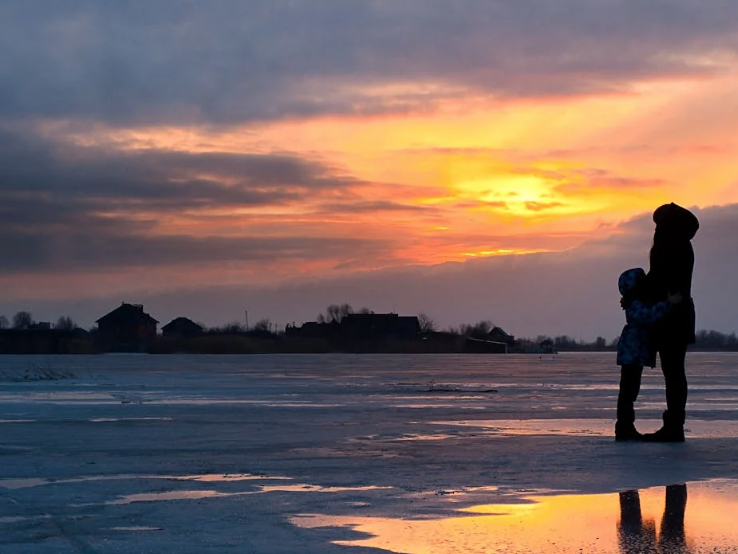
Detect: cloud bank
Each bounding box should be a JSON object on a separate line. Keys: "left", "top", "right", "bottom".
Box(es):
{"left": 2, "top": 1, "right": 738, "bottom": 124}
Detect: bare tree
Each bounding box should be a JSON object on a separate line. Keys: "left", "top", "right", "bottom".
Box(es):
{"left": 459, "top": 320, "right": 494, "bottom": 338}
{"left": 216, "top": 321, "right": 245, "bottom": 333}
{"left": 317, "top": 303, "right": 354, "bottom": 323}
{"left": 417, "top": 312, "right": 437, "bottom": 333}
{"left": 55, "top": 316, "right": 77, "bottom": 331}
{"left": 253, "top": 318, "right": 272, "bottom": 332}
{"left": 0, "top": 315, "right": 8, "bottom": 329}
{"left": 12, "top": 311, "right": 34, "bottom": 330}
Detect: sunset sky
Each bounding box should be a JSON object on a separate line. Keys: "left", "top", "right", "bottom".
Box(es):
{"left": 2, "top": 1, "right": 738, "bottom": 338}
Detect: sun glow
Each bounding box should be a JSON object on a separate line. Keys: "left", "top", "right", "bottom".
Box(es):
{"left": 462, "top": 248, "right": 549, "bottom": 257}
{"left": 33, "top": 71, "right": 738, "bottom": 276}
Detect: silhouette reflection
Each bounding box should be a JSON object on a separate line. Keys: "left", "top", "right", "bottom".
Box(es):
{"left": 618, "top": 484, "right": 690, "bottom": 554}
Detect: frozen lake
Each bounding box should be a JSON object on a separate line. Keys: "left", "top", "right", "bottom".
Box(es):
{"left": 1, "top": 352, "right": 738, "bottom": 553}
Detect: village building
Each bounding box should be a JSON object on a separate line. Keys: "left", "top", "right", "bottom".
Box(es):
{"left": 487, "top": 327, "right": 516, "bottom": 348}
{"left": 162, "top": 317, "right": 204, "bottom": 338}
{"left": 339, "top": 313, "right": 421, "bottom": 340}
{"left": 95, "top": 303, "right": 158, "bottom": 352}
{"left": 285, "top": 320, "right": 340, "bottom": 339}
{"left": 464, "top": 336, "right": 509, "bottom": 353}
{"left": 286, "top": 313, "right": 421, "bottom": 342}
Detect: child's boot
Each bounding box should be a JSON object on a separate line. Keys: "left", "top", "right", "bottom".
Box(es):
{"left": 615, "top": 421, "right": 642, "bottom": 441}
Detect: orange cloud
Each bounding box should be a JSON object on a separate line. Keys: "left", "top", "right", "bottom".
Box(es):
{"left": 24, "top": 70, "right": 738, "bottom": 278}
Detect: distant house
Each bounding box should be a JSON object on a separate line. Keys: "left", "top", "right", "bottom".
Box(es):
{"left": 464, "top": 337, "right": 508, "bottom": 354}
{"left": 287, "top": 313, "right": 422, "bottom": 342}
{"left": 539, "top": 339, "right": 556, "bottom": 354}
{"left": 287, "top": 320, "right": 340, "bottom": 339}
{"left": 488, "top": 327, "right": 516, "bottom": 348}
{"left": 162, "top": 317, "right": 203, "bottom": 338}
{"left": 341, "top": 313, "right": 421, "bottom": 340}
{"left": 96, "top": 303, "right": 158, "bottom": 352}
{"left": 396, "top": 316, "right": 423, "bottom": 338}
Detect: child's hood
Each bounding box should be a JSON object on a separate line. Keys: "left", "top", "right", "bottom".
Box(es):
{"left": 618, "top": 267, "right": 646, "bottom": 296}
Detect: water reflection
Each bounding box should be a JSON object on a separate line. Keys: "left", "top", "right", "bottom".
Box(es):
{"left": 618, "top": 485, "right": 690, "bottom": 554}
{"left": 292, "top": 481, "right": 738, "bottom": 553}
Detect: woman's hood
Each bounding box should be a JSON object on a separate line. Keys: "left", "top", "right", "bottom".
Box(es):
{"left": 653, "top": 203, "right": 699, "bottom": 240}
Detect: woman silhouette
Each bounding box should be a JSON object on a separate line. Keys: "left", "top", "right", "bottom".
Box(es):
{"left": 642, "top": 203, "right": 699, "bottom": 442}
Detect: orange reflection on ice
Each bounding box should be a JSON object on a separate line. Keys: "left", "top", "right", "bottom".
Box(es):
{"left": 292, "top": 481, "right": 738, "bottom": 553}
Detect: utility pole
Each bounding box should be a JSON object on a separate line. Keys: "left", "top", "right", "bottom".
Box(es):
{"left": 245, "top": 310, "right": 249, "bottom": 330}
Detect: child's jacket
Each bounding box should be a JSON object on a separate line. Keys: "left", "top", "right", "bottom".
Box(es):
{"left": 617, "top": 300, "right": 669, "bottom": 367}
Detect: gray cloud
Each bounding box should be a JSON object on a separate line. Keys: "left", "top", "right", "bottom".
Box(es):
{"left": 0, "top": 129, "right": 354, "bottom": 206}
{"left": 1, "top": 1, "right": 738, "bottom": 124}
{"left": 0, "top": 127, "right": 390, "bottom": 271}
{"left": 313, "top": 200, "right": 434, "bottom": 214}
{"left": 0, "top": 232, "right": 388, "bottom": 273}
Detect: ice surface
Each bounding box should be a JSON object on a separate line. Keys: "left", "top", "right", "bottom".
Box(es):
{"left": 0, "top": 352, "right": 737, "bottom": 552}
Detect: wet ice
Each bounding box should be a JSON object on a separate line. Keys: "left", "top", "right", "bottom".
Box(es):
{"left": 1, "top": 352, "right": 738, "bottom": 552}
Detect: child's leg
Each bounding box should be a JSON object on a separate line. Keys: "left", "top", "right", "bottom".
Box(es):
{"left": 617, "top": 364, "right": 644, "bottom": 425}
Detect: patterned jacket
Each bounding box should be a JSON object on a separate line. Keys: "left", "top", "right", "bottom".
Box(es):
{"left": 617, "top": 299, "right": 669, "bottom": 367}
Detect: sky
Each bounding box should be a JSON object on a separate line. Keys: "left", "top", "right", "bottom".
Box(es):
{"left": 1, "top": 1, "right": 738, "bottom": 339}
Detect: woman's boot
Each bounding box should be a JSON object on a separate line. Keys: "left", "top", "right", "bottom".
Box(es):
{"left": 642, "top": 411, "right": 685, "bottom": 442}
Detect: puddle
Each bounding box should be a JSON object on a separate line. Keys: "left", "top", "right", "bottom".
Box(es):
{"left": 258, "top": 484, "right": 390, "bottom": 493}
{"left": 434, "top": 419, "right": 738, "bottom": 438}
{"left": 0, "top": 392, "right": 116, "bottom": 403}
{"left": 0, "top": 393, "right": 339, "bottom": 407}
{"left": 640, "top": 401, "right": 738, "bottom": 412}
{"left": 89, "top": 417, "right": 173, "bottom": 423}
{"left": 392, "top": 384, "right": 498, "bottom": 393}
{"left": 0, "top": 478, "right": 49, "bottom": 489}
{"left": 0, "top": 473, "right": 388, "bottom": 509}
{"left": 388, "top": 403, "right": 487, "bottom": 409}
{"left": 104, "top": 490, "right": 243, "bottom": 505}
{"left": 292, "top": 480, "right": 738, "bottom": 553}
{"left": 86, "top": 483, "right": 387, "bottom": 506}
{"left": 110, "top": 526, "right": 162, "bottom": 531}
{"left": 0, "top": 473, "right": 288, "bottom": 490}
{"left": 174, "top": 473, "right": 291, "bottom": 483}
{"left": 434, "top": 419, "right": 614, "bottom": 437}
{"left": 0, "top": 515, "right": 51, "bottom": 524}
{"left": 392, "top": 433, "right": 458, "bottom": 441}
{"left": 147, "top": 400, "right": 342, "bottom": 407}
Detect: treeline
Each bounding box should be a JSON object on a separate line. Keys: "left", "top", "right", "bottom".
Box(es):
{"left": 692, "top": 329, "right": 738, "bottom": 351}
{"left": 515, "top": 330, "right": 738, "bottom": 352}
{"left": 514, "top": 335, "right": 614, "bottom": 352}
{"left": 0, "top": 311, "right": 78, "bottom": 331}
{"left": 2, "top": 306, "right": 737, "bottom": 352}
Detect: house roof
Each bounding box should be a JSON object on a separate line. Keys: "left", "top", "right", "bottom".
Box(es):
{"left": 162, "top": 317, "right": 203, "bottom": 332}
{"left": 96, "top": 303, "right": 159, "bottom": 325}
{"left": 489, "top": 326, "right": 513, "bottom": 339}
